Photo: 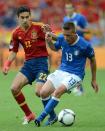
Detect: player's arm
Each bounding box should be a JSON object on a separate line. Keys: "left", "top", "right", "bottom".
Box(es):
{"left": 48, "top": 32, "right": 57, "bottom": 41}
{"left": 2, "top": 31, "right": 19, "bottom": 75}
{"left": 89, "top": 56, "right": 99, "bottom": 93}
{"left": 45, "top": 32, "right": 57, "bottom": 51}
{"left": 2, "top": 51, "right": 17, "bottom": 75}
{"left": 77, "top": 15, "right": 89, "bottom": 33}
{"left": 76, "top": 26, "right": 89, "bottom": 34}
{"left": 42, "top": 24, "right": 57, "bottom": 41}
{"left": 86, "top": 43, "right": 99, "bottom": 92}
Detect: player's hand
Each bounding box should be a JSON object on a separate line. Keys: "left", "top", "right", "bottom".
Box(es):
{"left": 45, "top": 32, "right": 53, "bottom": 42}
{"left": 91, "top": 80, "right": 99, "bottom": 93}
{"left": 2, "top": 66, "right": 9, "bottom": 75}
{"left": 2, "top": 60, "right": 12, "bottom": 75}
{"left": 42, "top": 24, "right": 52, "bottom": 33}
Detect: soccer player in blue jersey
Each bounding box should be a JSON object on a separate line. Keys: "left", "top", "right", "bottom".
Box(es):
{"left": 63, "top": 3, "right": 89, "bottom": 37}
{"left": 34, "top": 22, "right": 99, "bottom": 126}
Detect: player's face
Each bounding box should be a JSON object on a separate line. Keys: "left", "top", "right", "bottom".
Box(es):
{"left": 18, "top": 12, "right": 31, "bottom": 28}
{"left": 65, "top": 4, "right": 74, "bottom": 16}
{"left": 62, "top": 29, "right": 77, "bottom": 44}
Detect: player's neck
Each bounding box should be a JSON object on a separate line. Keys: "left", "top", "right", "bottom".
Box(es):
{"left": 68, "top": 14, "right": 73, "bottom": 17}
{"left": 67, "top": 12, "right": 75, "bottom": 18}
{"left": 70, "top": 35, "right": 78, "bottom": 45}
{"left": 20, "top": 22, "right": 32, "bottom": 31}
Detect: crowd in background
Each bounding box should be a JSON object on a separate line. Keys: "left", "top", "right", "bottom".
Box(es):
{"left": 0, "top": 0, "right": 105, "bottom": 47}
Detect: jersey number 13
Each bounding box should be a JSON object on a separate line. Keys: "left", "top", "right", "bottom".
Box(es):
{"left": 65, "top": 52, "right": 73, "bottom": 62}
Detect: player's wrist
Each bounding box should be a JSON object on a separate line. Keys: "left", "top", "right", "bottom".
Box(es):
{"left": 46, "top": 39, "right": 53, "bottom": 45}
{"left": 4, "top": 60, "right": 12, "bottom": 67}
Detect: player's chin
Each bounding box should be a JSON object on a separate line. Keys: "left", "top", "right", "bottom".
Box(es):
{"left": 23, "top": 23, "right": 28, "bottom": 27}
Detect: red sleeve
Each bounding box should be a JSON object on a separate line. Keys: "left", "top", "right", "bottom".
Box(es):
{"left": 9, "top": 31, "right": 19, "bottom": 52}
{"left": 38, "top": 25, "right": 45, "bottom": 40}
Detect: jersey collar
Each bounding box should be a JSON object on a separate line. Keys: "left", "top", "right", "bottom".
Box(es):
{"left": 68, "top": 12, "right": 77, "bottom": 18}
{"left": 70, "top": 35, "right": 79, "bottom": 46}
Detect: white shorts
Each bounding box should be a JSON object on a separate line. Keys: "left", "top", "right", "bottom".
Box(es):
{"left": 47, "top": 70, "right": 82, "bottom": 93}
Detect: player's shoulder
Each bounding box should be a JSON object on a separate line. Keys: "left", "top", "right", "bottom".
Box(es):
{"left": 63, "top": 16, "right": 67, "bottom": 19}
{"left": 58, "top": 34, "right": 64, "bottom": 39}
{"left": 78, "top": 36, "right": 91, "bottom": 48}
{"left": 11, "top": 26, "right": 20, "bottom": 36}
{"left": 77, "top": 13, "right": 86, "bottom": 19}
{"left": 57, "top": 34, "right": 64, "bottom": 41}
{"left": 32, "top": 22, "right": 44, "bottom": 27}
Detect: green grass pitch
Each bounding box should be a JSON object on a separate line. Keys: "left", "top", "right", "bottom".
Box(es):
{"left": 0, "top": 69, "right": 105, "bottom": 131}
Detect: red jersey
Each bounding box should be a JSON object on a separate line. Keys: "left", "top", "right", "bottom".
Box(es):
{"left": 9, "top": 22, "right": 48, "bottom": 60}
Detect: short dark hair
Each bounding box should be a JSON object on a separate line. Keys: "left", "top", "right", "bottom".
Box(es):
{"left": 62, "top": 22, "right": 76, "bottom": 32}
{"left": 16, "top": 6, "right": 31, "bottom": 17}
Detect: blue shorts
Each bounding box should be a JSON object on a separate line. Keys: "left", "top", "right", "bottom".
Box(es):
{"left": 20, "top": 57, "right": 49, "bottom": 84}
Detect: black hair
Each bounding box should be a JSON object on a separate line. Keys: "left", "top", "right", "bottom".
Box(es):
{"left": 16, "top": 6, "right": 31, "bottom": 17}
{"left": 62, "top": 22, "right": 76, "bottom": 32}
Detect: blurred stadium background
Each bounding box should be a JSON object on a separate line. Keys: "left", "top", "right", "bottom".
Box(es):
{"left": 0, "top": 0, "right": 105, "bottom": 69}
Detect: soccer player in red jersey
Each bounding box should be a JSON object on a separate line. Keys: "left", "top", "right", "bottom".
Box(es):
{"left": 2, "top": 6, "right": 56, "bottom": 125}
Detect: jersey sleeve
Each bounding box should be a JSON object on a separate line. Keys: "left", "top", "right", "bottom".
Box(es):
{"left": 63, "top": 16, "right": 68, "bottom": 23}
{"left": 9, "top": 31, "right": 19, "bottom": 52}
{"left": 38, "top": 25, "right": 46, "bottom": 39}
{"left": 79, "top": 15, "right": 88, "bottom": 28}
{"left": 54, "top": 34, "right": 63, "bottom": 50}
{"left": 85, "top": 43, "right": 95, "bottom": 59}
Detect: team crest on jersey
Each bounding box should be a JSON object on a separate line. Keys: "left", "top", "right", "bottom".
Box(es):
{"left": 31, "top": 30, "right": 38, "bottom": 41}
{"left": 74, "top": 50, "right": 79, "bottom": 56}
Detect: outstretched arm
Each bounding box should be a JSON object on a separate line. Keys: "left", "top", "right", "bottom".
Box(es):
{"left": 89, "top": 56, "right": 99, "bottom": 93}
{"left": 76, "top": 26, "right": 89, "bottom": 34}
{"left": 2, "top": 51, "right": 17, "bottom": 75}
{"left": 42, "top": 24, "right": 57, "bottom": 40}
{"left": 45, "top": 32, "right": 57, "bottom": 51}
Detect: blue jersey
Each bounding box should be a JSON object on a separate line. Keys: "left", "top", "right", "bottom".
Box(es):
{"left": 54, "top": 34, "right": 94, "bottom": 80}
{"left": 63, "top": 13, "right": 88, "bottom": 37}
